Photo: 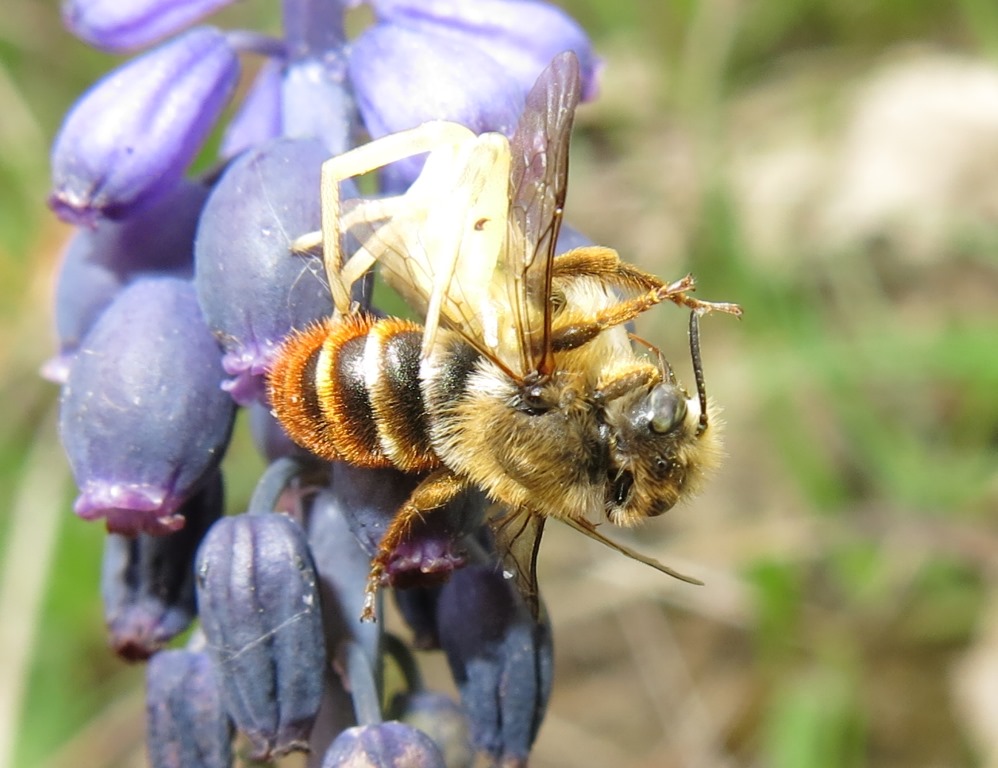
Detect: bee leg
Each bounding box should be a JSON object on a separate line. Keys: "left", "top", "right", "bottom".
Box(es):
{"left": 552, "top": 249, "right": 743, "bottom": 319}
{"left": 551, "top": 279, "right": 742, "bottom": 352}
{"left": 361, "top": 469, "right": 469, "bottom": 622}
{"left": 657, "top": 275, "right": 744, "bottom": 318}
{"left": 552, "top": 246, "right": 666, "bottom": 292}
{"left": 550, "top": 288, "right": 679, "bottom": 351}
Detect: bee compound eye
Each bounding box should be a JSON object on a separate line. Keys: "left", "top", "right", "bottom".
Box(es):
{"left": 648, "top": 385, "right": 687, "bottom": 434}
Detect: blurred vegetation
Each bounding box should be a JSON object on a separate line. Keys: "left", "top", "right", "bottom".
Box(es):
{"left": 1, "top": 1, "right": 997, "bottom": 767}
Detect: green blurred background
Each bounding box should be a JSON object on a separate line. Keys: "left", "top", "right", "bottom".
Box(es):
{"left": 2, "top": 1, "right": 997, "bottom": 766}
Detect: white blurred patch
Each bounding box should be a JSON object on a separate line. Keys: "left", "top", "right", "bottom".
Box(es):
{"left": 953, "top": 596, "right": 998, "bottom": 768}
{"left": 821, "top": 51, "right": 998, "bottom": 263}
{"left": 729, "top": 49, "right": 998, "bottom": 267}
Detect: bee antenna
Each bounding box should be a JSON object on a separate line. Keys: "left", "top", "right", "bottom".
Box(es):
{"left": 689, "top": 311, "right": 709, "bottom": 437}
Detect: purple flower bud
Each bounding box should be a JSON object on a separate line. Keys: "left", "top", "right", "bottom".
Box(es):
{"left": 102, "top": 470, "right": 223, "bottom": 661}
{"left": 348, "top": 23, "right": 522, "bottom": 190}
{"left": 146, "top": 649, "right": 233, "bottom": 768}
{"left": 390, "top": 691, "right": 473, "bottom": 768}
{"left": 321, "top": 722, "right": 446, "bottom": 768}
{"left": 44, "top": 179, "right": 208, "bottom": 383}
{"left": 49, "top": 26, "right": 239, "bottom": 225}
{"left": 370, "top": 0, "right": 600, "bottom": 102}
{"left": 42, "top": 235, "right": 120, "bottom": 384}
{"left": 59, "top": 277, "right": 236, "bottom": 535}
{"left": 194, "top": 137, "right": 335, "bottom": 405}
{"left": 196, "top": 514, "right": 326, "bottom": 760}
{"left": 219, "top": 58, "right": 284, "bottom": 159}
{"left": 437, "top": 564, "right": 553, "bottom": 765}
{"left": 63, "top": 0, "right": 238, "bottom": 52}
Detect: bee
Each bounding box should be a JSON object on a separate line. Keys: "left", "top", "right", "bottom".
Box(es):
{"left": 268, "top": 52, "right": 741, "bottom": 621}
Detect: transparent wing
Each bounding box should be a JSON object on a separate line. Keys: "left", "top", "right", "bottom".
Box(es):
{"left": 488, "top": 505, "right": 547, "bottom": 620}
{"left": 505, "top": 51, "right": 582, "bottom": 377}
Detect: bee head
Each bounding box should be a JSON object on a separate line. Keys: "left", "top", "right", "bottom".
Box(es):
{"left": 603, "top": 313, "right": 722, "bottom": 527}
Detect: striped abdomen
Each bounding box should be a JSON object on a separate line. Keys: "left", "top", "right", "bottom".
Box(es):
{"left": 268, "top": 313, "right": 442, "bottom": 472}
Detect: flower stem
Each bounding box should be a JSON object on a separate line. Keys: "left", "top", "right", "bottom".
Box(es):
{"left": 247, "top": 456, "right": 308, "bottom": 515}
{"left": 224, "top": 30, "right": 286, "bottom": 58}
{"left": 282, "top": 0, "right": 347, "bottom": 61}
{"left": 279, "top": 0, "right": 357, "bottom": 156}
{"left": 346, "top": 640, "right": 383, "bottom": 726}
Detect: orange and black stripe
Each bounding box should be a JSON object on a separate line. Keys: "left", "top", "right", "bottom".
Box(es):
{"left": 267, "top": 314, "right": 441, "bottom": 472}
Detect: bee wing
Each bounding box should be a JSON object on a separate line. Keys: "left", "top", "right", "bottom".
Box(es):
{"left": 488, "top": 505, "right": 547, "bottom": 620}
{"left": 505, "top": 51, "right": 582, "bottom": 378}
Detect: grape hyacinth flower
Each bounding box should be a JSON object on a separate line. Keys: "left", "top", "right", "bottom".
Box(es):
{"left": 49, "top": 26, "right": 239, "bottom": 225}
{"left": 102, "top": 469, "right": 223, "bottom": 660}
{"left": 347, "top": 24, "right": 524, "bottom": 191}
{"left": 63, "top": 0, "right": 239, "bottom": 52}
{"left": 47, "top": 0, "right": 604, "bottom": 765}
{"left": 367, "top": 0, "right": 601, "bottom": 100}
{"left": 44, "top": 179, "right": 208, "bottom": 383}
{"left": 194, "top": 137, "right": 337, "bottom": 405}
{"left": 146, "top": 646, "right": 233, "bottom": 768}
{"left": 438, "top": 561, "right": 554, "bottom": 765}
{"left": 325, "top": 462, "right": 484, "bottom": 590}
{"left": 322, "top": 722, "right": 447, "bottom": 768}
{"left": 219, "top": 58, "right": 284, "bottom": 158}
{"left": 196, "top": 513, "right": 326, "bottom": 760}
{"left": 59, "top": 277, "right": 235, "bottom": 535}
{"left": 349, "top": 0, "right": 599, "bottom": 190}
